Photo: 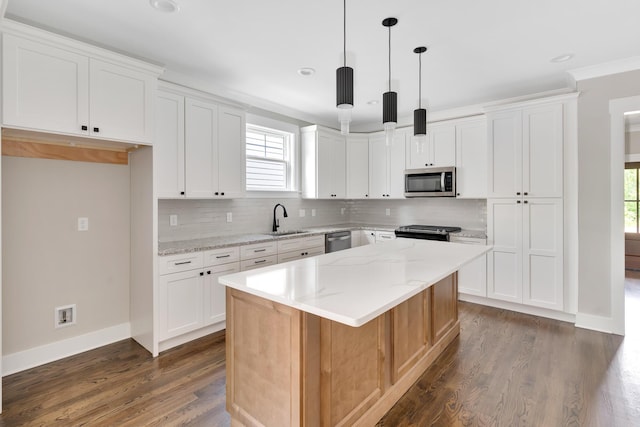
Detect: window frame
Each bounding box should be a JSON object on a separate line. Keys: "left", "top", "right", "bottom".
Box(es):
{"left": 244, "top": 114, "right": 300, "bottom": 197}
{"left": 625, "top": 162, "right": 640, "bottom": 234}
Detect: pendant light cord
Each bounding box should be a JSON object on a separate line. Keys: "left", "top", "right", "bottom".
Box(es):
{"left": 418, "top": 52, "right": 422, "bottom": 108}
{"left": 388, "top": 25, "right": 391, "bottom": 92}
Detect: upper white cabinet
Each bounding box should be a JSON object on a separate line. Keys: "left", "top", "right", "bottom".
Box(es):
{"left": 487, "top": 103, "right": 563, "bottom": 198}
{"left": 368, "top": 130, "right": 406, "bottom": 199}
{"left": 301, "top": 126, "right": 346, "bottom": 199}
{"left": 155, "top": 85, "right": 246, "bottom": 199}
{"left": 346, "top": 135, "right": 369, "bottom": 199}
{"left": 2, "top": 24, "right": 160, "bottom": 144}
{"left": 455, "top": 118, "right": 487, "bottom": 199}
{"left": 406, "top": 123, "right": 456, "bottom": 169}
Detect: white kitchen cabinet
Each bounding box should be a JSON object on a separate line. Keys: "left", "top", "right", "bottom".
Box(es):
{"left": 240, "top": 241, "right": 278, "bottom": 271}
{"left": 455, "top": 118, "right": 487, "bottom": 199}
{"left": 368, "top": 131, "right": 406, "bottom": 199}
{"left": 203, "top": 263, "right": 240, "bottom": 325}
{"left": 346, "top": 135, "right": 370, "bottom": 199}
{"left": 362, "top": 230, "right": 377, "bottom": 245}
{"left": 406, "top": 123, "right": 456, "bottom": 169}
{"left": 2, "top": 31, "right": 158, "bottom": 144}
{"left": 277, "top": 235, "right": 325, "bottom": 254}
{"left": 487, "top": 198, "right": 563, "bottom": 310}
{"left": 278, "top": 245, "right": 325, "bottom": 263}
{"left": 240, "top": 255, "right": 279, "bottom": 271}
{"left": 375, "top": 231, "right": 396, "bottom": 242}
{"left": 301, "top": 126, "right": 346, "bottom": 199}
{"left": 156, "top": 86, "right": 246, "bottom": 199}
{"left": 487, "top": 103, "right": 563, "bottom": 198}
{"left": 450, "top": 236, "right": 487, "bottom": 297}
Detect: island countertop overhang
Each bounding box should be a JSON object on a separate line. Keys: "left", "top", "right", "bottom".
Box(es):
{"left": 218, "top": 238, "right": 491, "bottom": 327}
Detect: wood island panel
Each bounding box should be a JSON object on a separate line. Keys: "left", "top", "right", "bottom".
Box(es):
{"left": 226, "top": 272, "right": 460, "bottom": 427}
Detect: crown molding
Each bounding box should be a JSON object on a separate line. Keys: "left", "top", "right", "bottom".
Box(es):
{"left": 568, "top": 56, "right": 640, "bottom": 82}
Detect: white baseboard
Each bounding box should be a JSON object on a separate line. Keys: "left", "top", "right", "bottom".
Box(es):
{"left": 2, "top": 322, "right": 131, "bottom": 377}
{"left": 458, "top": 294, "right": 576, "bottom": 324}
{"left": 158, "top": 322, "right": 225, "bottom": 354}
{"left": 575, "top": 312, "right": 614, "bottom": 333}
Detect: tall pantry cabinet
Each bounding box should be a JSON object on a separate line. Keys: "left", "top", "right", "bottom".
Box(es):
{"left": 485, "top": 95, "right": 575, "bottom": 312}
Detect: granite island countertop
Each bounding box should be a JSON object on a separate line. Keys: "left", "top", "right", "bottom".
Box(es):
{"left": 218, "top": 239, "right": 491, "bottom": 327}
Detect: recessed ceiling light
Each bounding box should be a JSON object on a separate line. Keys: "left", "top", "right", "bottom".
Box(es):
{"left": 297, "top": 67, "right": 315, "bottom": 76}
{"left": 367, "top": 100, "right": 379, "bottom": 105}
{"left": 149, "top": 0, "right": 180, "bottom": 13}
{"left": 550, "top": 54, "right": 574, "bottom": 63}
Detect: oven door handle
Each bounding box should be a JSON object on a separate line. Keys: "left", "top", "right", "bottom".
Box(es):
{"left": 441, "top": 172, "right": 445, "bottom": 191}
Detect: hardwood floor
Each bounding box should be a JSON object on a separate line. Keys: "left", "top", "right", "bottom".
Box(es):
{"left": 2, "top": 283, "right": 640, "bottom": 426}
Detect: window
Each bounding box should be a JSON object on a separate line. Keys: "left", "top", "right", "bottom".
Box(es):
{"left": 246, "top": 122, "right": 296, "bottom": 192}
{"left": 625, "top": 164, "right": 640, "bottom": 233}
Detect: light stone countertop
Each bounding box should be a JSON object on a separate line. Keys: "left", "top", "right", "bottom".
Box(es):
{"left": 157, "top": 223, "right": 397, "bottom": 256}
{"left": 219, "top": 238, "right": 491, "bottom": 327}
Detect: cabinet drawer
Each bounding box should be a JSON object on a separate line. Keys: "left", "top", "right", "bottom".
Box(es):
{"left": 240, "top": 241, "right": 278, "bottom": 260}
{"left": 240, "top": 255, "right": 278, "bottom": 271}
{"left": 450, "top": 236, "right": 487, "bottom": 245}
{"left": 159, "top": 252, "right": 204, "bottom": 275}
{"left": 277, "top": 235, "right": 325, "bottom": 253}
{"left": 204, "top": 246, "right": 240, "bottom": 266}
{"left": 375, "top": 231, "right": 396, "bottom": 242}
{"left": 277, "top": 245, "right": 325, "bottom": 263}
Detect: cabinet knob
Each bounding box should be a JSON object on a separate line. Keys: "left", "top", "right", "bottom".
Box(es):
{"left": 524, "top": 192, "right": 528, "bottom": 196}
{"left": 180, "top": 191, "right": 185, "bottom": 195}
{"left": 214, "top": 192, "right": 219, "bottom": 196}
{"left": 221, "top": 192, "right": 225, "bottom": 196}
{"left": 365, "top": 194, "right": 368, "bottom": 197}
{"left": 516, "top": 192, "right": 521, "bottom": 196}
{"left": 524, "top": 200, "right": 529, "bottom": 204}
{"left": 207, "top": 270, "right": 212, "bottom": 274}
{"left": 93, "top": 127, "right": 100, "bottom": 133}
{"left": 199, "top": 272, "right": 204, "bottom": 276}
{"left": 81, "top": 125, "right": 88, "bottom": 131}
{"left": 517, "top": 200, "right": 521, "bottom": 204}
{"left": 456, "top": 193, "right": 460, "bottom": 196}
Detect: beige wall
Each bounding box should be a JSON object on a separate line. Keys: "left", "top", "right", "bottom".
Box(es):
{"left": 626, "top": 130, "right": 640, "bottom": 155}
{"left": 1, "top": 156, "right": 130, "bottom": 354}
{"left": 577, "top": 69, "right": 640, "bottom": 317}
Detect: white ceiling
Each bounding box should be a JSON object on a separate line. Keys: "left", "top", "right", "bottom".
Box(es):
{"left": 5, "top": 0, "right": 640, "bottom": 131}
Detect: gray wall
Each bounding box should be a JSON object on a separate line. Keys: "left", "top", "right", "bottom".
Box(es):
{"left": 577, "top": 69, "right": 640, "bottom": 317}
{"left": 2, "top": 157, "right": 130, "bottom": 354}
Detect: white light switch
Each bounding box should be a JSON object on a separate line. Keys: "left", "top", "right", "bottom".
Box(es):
{"left": 169, "top": 214, "right": 178, "bottom": 226}
{"left": 385, "top": 208, "right": 391, "bottom": 216}
{"left": 77, "top": 217, "right": 89, "bottom": 231}
{"left": 299, "top": 209, "right": 306, "bottom": 217}
{"left": 226, "top": 212, "right": 233, "bottom": 222}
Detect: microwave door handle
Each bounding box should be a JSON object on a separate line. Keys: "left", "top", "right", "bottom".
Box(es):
{"left": 441, "top": 172, "right": 445, "bottom": 191}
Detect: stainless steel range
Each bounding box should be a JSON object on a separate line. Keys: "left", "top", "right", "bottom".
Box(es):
{"left": 394, "top": 225, "right": 462, "bottom": 241}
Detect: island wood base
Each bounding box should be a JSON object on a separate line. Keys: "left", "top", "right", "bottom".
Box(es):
{"left": 226, "top": 273, "right": 459, "bottom": 427}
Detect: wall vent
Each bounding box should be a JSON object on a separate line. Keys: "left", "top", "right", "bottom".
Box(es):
{"left": 55, "top": 304, "right": 76, "bottom": 328}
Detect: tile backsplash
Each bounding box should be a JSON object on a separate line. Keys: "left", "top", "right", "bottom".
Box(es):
{"left": 158, "top": 197, "right": 486, "bottom": 242}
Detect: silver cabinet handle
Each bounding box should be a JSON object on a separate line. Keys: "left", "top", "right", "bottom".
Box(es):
{"left": 441, "top": 172, "right": 445, "bottom": 191}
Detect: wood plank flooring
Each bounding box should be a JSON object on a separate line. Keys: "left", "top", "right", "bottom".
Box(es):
{"left": 2, "top": 279, "right": 640, "bottom": 426}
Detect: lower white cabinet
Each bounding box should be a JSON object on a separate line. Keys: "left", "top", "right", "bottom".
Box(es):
{"left": 450, "top": 236, "right": 487, "bottom": 297}
{"left": 375, "top": 231, "right": 396, "bottom": 242}
{"left": 277, "top": 235, "right": 325, "bottom": 263}
{"left": 278, "top": 245, "right": 324, "bottom": 263}
{"left": 487, "top": 198, "right": 563, "bottom": 310}
{"left": 158, "top": 247, "right": 240, "bottom": 341}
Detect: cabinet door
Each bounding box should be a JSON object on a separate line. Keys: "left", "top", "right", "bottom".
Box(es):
{"left": 155, "top": 92, "right": 185, "bottom": 198}
{"left": 368, "top": 135, "right": 388, "bottom": 199}
{"left": 487, "top": 110, "right": 522, "bottom": 198}
{"left": 522, "top": 198, "right": 563, "bottom": 310}
{"left": 346, "top": 136, "right": 369, "bottom": 199}
{"left": 523, "top": 104, "right": 563, "bottom": 198}
{"left": 363, "top": 230, "right": 377, "bottom": 245}
{"left": 388, "top": 132, "right": 407, "bottom": 198}
{"left": 456, "top": 119, "right": 487, "bottom": 198}
{"left": 406, "top": 133, "right": 430, "bottom": 169}
{"left": 429, "top": 124, "right": 456, "bottom": 167}
{"left": 458, "top": 254, "right": 487, "bottom": 297}
{"left": 317, "top": 133, "right": 346, "bottom": 198}
{"left": 185, "top": 98, "right": 218, "bottom": 197}
{"left": 487, "top": 199, "right": 522, "bottom": 303}
{"left": 89, "top": 59, "right": 154, "bottom": 144}
{"left": 218, "top": 106, "right": 246, "bottom": 198}
{"left": 158, "top": 270, "right": 204, "bottom": 340}
{"left": 204, "top": 263, "right": 240, "bottom": 325}
{"left": 2, "top": 34, "right": 89, "bottom": 135}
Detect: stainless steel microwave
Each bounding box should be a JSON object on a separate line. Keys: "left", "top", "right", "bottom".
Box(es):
{"left": 404, "top": 167, "right": 456, "bottom": 197}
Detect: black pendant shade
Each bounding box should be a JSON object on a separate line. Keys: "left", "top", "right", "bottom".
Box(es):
{"left": 413, "top": 46, "right": 427, "bottom": 136}
{"left": 336, "top": 66, "right": 353, "bottom": 107}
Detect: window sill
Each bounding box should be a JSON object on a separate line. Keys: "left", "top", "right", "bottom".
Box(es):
{"left": 245, "top": 190, "right": 302, "bottom": 199}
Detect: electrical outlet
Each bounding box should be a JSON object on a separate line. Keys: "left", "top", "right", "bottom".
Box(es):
{"left": 77, "top": 217, "right": 89, "bottom": 231}
{"left": 385, "top": 208, "right": 391, "bottom": 216}
{"left": 169, "top": 214, "right": 178, "bottom": 226}
{"left": 226, "top": 212, "right": 233, "bottom": 222}
{"left": 312, "top": 209, "right": 316, "bottom": 217}
{"left": 55, "top": 304, "right": 76, "bottom": 328}
{"left": 299, "top": 209, "right": 306, "bottom": 217}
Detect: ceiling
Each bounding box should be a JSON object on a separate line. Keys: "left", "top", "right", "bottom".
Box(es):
{"left": 5, "top": 0, "right": 640, "bottom": 132}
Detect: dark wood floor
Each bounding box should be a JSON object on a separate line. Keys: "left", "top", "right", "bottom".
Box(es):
{"left": 2, "top": 278, "right": 640, "bottom": 426}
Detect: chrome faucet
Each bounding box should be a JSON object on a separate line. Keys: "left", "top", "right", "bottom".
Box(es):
{"left": 272, "top": 203, "right": 288, "bottom": 232}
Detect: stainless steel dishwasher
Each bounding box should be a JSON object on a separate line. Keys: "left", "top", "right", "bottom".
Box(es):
{"left": 325, "top": 231, "right": 351, "bottom": 253}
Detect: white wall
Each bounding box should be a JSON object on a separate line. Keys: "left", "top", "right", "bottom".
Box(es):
{"left": 626, "top": 130, "right": 640, "bottom": 155}
{"left": 1, "top": 156, "right": 130, "bottom": 355}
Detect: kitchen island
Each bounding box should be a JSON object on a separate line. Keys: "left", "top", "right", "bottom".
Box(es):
{"left": 219, "top": 238, "right": 491, "bottom": 427}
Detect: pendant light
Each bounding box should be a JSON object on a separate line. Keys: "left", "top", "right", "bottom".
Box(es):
{"left": 382, "top": 18, "right": 398, "bottom": 146}
{"left": 336, "top": 0, "right": 353, "bottom": 135}
{"left": 413, "top": 46, "right": 427, "bottom": 153}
